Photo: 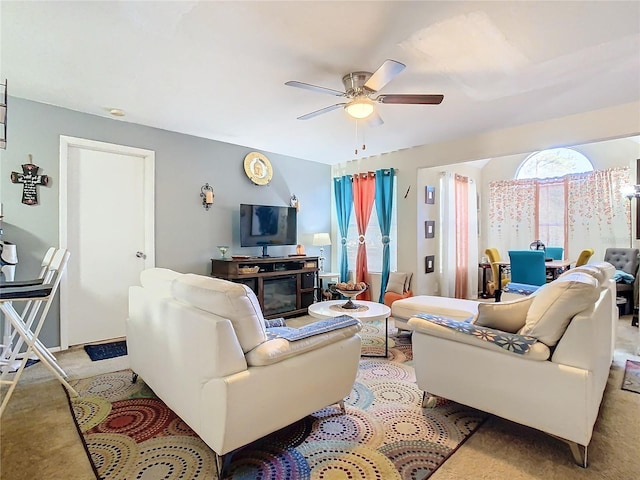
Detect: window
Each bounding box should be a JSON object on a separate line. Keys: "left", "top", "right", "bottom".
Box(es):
{"left": 345, "top": 180, "right": 398, "bottom": 273}
{"left": 516, "top": 148, "right": 593, "bottom": 180}
{"left": 516, "top": 148, "right": 593, "bottom": 247}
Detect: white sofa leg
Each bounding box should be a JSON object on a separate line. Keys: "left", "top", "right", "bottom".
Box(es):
{"left": 215, "top": 452, "right": 230, "bottom": 478}
{"left": 337, "top": 399, "right": 346, "bottom": 414}
{"left": 421, "top": 391, "right": 438, "bottom": 408}
{"left": 568, "top": 442, "right": 588, "bottom": 468}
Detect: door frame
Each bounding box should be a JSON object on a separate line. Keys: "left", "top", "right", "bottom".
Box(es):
{"left": 59, "top": 135, "right": 155, "bottom": 349}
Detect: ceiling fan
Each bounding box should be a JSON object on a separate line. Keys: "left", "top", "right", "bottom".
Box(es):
{"left": 285, "top": 59, "right": 443, "bottom": 126}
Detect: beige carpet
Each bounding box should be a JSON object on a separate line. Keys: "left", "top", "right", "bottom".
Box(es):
{"left": 1, "top": 318, "right": 639, "bottom": 480}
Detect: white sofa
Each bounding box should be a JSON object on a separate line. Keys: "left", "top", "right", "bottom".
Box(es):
{"left": 396, "top": 262, "right": 617, "bottom": 467}
{"left": 127, "top": 268, "right": 362, "bottom": 474}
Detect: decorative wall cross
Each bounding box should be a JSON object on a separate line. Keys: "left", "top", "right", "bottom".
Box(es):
{"left": 11, "top": 156, "right": 49, "bottom": 205}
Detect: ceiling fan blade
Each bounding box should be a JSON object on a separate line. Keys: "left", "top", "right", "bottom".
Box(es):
{"left": 285, "top": 81, "right": 345, "bottom": 97}
{"left": 376, "top": 94, "right": 444, "bottom": 105}
{"left": 297, "top": 103, "right": 347, "bottom": 120}
{"left": 364, "top": 59, "right": 406, "bottom": 92}
{"left": 366, "top": 111, "right": 384, "bottom": 127}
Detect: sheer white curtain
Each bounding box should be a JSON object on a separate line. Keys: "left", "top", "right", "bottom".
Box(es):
{"left": 439, "top": 172, "right": 478, "bottom": 299}
{"left": 488, "top": 167, "right": 630, "bottom": 259}
{"left": 566, "top": 167, "right": 630, "bottom": 253}
{"left": 487, "top": 179, "right": 537, "bottom": 256}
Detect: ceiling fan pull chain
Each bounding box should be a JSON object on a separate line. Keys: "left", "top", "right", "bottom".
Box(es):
{"left": 355, "top": 120, "right": 359, "bottom": 155}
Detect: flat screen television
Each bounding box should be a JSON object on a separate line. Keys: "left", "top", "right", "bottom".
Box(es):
{"left": 239, "top": 203, "right": 297, "bottom": 257}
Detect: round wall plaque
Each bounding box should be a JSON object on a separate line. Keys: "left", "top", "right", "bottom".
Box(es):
{"left": 243, "top": 152, "right": 273, "bottom": 185}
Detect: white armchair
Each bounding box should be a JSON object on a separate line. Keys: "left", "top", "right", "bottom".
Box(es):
{"left": 406, "top": 262, "right": 617, "bottom": 467}
{"left": 127, "top": 268, "right": 362, "bottom": 475}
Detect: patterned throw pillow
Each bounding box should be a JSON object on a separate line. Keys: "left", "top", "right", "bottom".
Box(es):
{"left": 414, "top": 313, "right": 538, "bottom": 355}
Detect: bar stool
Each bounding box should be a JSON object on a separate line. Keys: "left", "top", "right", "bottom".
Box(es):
{"left": 0, "top": 248, "right": 78, "bottom": 416}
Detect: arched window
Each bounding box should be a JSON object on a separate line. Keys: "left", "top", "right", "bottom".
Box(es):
{"left": 516, "top": 148, "right": 593, "bottom": 179}
{"left": 515, "top": 148, "right": 593, "bottom": 249}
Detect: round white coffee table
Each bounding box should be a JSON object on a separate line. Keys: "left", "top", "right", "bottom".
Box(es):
{"left": 308, "top": 300, "right": 391, "bottom": 357}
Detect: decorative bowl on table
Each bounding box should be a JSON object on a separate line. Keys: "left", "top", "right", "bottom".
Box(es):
{"left": 334, "top": 282, "right": 368, "bottom": 309}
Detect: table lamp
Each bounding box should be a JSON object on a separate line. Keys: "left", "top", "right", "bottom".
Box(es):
{"left": 312, "top": 232, "right": 331, "bottom": 272}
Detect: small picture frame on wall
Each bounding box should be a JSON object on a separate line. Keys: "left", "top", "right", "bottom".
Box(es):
{"left": 425, "top": 220, "right": 435, "bottom": 238}
{"left": 425, "top": 255, "right": 435, "bottom": 273}
{"left": 425, "top": 186, "right": 435, "bottom": 204}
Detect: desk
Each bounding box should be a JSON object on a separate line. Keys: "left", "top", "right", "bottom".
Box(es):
{"left": 495, "top": 259, "right": 573, "bottom": 302}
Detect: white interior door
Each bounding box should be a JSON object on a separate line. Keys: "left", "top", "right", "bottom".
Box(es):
{"left": 60, "top": 136, "right": 154, "bottom": 348}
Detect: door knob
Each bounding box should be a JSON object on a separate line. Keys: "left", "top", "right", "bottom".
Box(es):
{"left": 136, "top": 251, "right": 146, "bottom": 259}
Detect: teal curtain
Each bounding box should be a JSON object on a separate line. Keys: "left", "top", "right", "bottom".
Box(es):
{"left": 334, "top": 175, "right": 353, "bottom": 282}
{"left": 375, "top": 168, "right": 395, "bottom": 302}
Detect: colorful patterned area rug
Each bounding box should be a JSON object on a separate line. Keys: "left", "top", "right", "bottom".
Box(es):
{"left": 67, "top": 322, "right": 488, "bottom": 479}
{"left": 622, "top": 359, "right": 640, "bottom": 394}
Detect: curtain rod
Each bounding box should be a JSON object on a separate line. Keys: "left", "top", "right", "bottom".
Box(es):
{"left": 333, "top": 168, "right": 398, "bottom": 179}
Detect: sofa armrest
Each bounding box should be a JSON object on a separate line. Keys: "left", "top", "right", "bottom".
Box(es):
{"left": 245, "top": 323, "right": 362, "bottom": 366}
{"left": 408, "top": 316, "right": 550, "bottom": 361}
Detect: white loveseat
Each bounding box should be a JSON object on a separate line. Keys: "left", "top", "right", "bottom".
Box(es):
{"left": 397, "top": 262, "right": 617, "bottom": 467}
{"left": 127, "top": 268, "right": 362, "bottom": 474}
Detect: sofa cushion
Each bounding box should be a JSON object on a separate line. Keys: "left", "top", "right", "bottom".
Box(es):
{"left": 140, "top": 268, "right": 182, "bottom": 297}
{"left": 474, "top": 296, "right": 535, "bottom": 333}
{"left": 171, "top": 274, "right": 267, "bottom": 353}
{"left": 391, "top": 295, "right": 479, "bottom": 321}
{"left": 519, "top": 272, "right": 599, "bottom": 347}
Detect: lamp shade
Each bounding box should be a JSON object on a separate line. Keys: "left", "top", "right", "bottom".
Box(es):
{"left": 312, "top": 233, "right": 332, "bottom": 246}
{"left": 622, "top": 184, "right": 636, "bottom": 198}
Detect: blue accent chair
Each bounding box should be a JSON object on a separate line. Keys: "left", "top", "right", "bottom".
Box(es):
{"left": 545, "top": 246, "right": 564, "bottom": 260}
{"left": 504, "top": 250, "right": 547, "bottom": 297}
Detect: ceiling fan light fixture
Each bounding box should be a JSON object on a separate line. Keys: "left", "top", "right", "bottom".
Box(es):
{"left": 345, "top": 98, "right": 374, "bottom": 119}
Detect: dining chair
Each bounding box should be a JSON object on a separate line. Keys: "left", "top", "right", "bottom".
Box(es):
{"left": 507, "top": 250, "right": 547, "bottom": 286}
{"left": 485, "top": 247, "right": 510, "bottom": 287}
{"left": 545, "top": 246, "right": 564, "bottom": 260}
{"left": 575, "top": 248, "right": 595, "bottom": 267}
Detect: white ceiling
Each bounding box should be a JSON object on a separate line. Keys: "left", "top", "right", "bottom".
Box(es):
{"left": 2, "top": 1, "right": 639, "bottom": 165}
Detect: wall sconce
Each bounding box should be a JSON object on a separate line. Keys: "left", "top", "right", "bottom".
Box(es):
{"left": 201, "top": 183, "right": 214, "bottom": 210}
{"left": 290, "top": 194, "right": 300, "bottom": 211}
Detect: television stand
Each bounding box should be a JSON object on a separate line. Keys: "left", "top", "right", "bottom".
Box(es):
{"left": 210, "top": 256, "right": 319, "bottom": 319}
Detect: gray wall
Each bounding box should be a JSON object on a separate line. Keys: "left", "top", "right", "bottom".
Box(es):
{"left": 0, "top": 97, "right": 332, "bottom": 347}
